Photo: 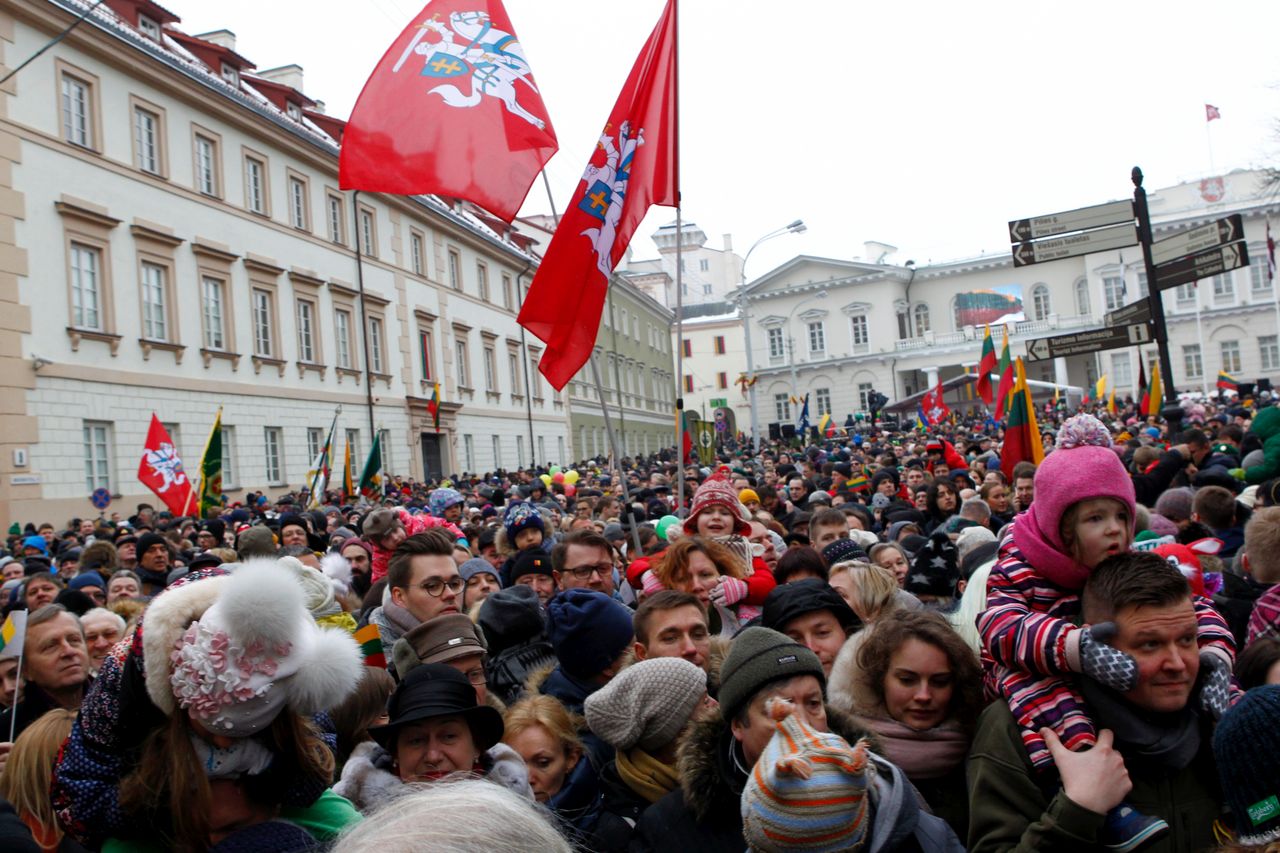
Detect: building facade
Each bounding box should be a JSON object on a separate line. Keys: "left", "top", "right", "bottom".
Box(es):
{"left": 739, "top": 169, "right": 1280, "bottom": 436}
{"left": 0, "top": 0, "right": 571, "bottom": 527}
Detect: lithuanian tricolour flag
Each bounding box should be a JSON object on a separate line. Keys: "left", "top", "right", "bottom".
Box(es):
{"left": 1217, "top": 371, "right": 1238, "bottom": 392}
{"left": 1001, "top": 357, "right": 1045, "bottom": 484}
{"left": 353, "top": 622, "right": 385, "bottom": 669}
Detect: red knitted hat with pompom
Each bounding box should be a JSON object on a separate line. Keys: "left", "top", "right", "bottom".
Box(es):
{"left": 683, "top": 474, "right": 752, "bottom": 536}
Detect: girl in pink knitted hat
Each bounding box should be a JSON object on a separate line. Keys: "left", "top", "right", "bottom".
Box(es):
{"left": 977, "top": 414, "right": 1236, "bottom": 848}
{"left": 670, "top": 474, "right": 775, "bottom": 612}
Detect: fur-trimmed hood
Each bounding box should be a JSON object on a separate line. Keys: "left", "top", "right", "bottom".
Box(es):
{"left": 334, "top": 741, "right": 533, "bottom": 813}
{"left": 676, "top": 704, "right": 875, "bottom": 823}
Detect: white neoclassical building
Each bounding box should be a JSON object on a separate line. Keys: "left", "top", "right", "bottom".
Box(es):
{"left": 739, "top": 169, "right": 1280, "bottom": 436}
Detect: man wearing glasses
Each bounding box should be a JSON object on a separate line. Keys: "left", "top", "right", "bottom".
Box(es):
{"left": 551, "top": 529, "right": 617, "bottom": 598}
{"left": 371, "top": 529, "right": 466, "bottom": 674}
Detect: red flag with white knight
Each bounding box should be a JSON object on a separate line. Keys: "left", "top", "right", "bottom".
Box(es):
{"left": 138, "top": 413, "right": 194, "bottom": 516}
{"left": 339, "top": 1, "right": 557, "bottom": 222}
{"left": 518, "top": 0, "right": 677, "bottom": 389}
{"left": 921, "top": 378, "right": 951, "bottom": 426}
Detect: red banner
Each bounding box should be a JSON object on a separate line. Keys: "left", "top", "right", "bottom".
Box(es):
{"left": 137, "top": 414, "right": 194, "bottom": 516}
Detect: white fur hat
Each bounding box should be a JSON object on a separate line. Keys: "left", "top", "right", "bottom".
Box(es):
{"left": 144, "top": 559, "right": 362, "bottom": 736}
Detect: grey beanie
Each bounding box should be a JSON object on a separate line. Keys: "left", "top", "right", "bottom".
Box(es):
{"left": 717, "top": 627, "right": 824, "bottom": 721}
{"left": 584, "top": 658, "right": 707, "bottom": 751}
{"left": 459, "top": 557, "right": 500, "bottom": 583}
{"left": 1154, "top": 487, "right": 1195, "bottom": 523}
{"left": 236, "top": 526, "right": 276, "bottom": 559}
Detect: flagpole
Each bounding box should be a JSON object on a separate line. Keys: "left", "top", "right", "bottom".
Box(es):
{"left": 672, "top": 0, "right": 686, "bottom": 514}
{"left": 351, "top": 191, "right": 378, "bottom": 447}
{"left": 8, "top": 641, "right": 23, "bottom": 743}
{"left": 1269, "top": 219, "right": 1280, "bottom": 360}
{"left": 1194, "top": 281, "right": 1209, "bottom": 397}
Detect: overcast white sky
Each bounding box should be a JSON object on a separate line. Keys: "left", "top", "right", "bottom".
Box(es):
{"left": 165, "top": 0, "right": 1280, "bottom": 280}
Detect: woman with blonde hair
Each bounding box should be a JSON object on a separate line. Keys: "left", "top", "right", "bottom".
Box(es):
{"left": 828, "top": 560, "right": 905, "bottom": 623}
{"left": 503, "top": 694, "right": 601, "bottom": 841}
{"left": 0, "top": 708, "right": 76, "bottom": 851}
{"left": 652, "top": 537, "right": 747, "bottom": 636}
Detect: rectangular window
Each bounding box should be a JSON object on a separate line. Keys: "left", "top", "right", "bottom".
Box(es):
{"left": 345, "top": 429, "right": 360, "bottom": 467}
{"left": 133, "top": 107, "right": 161, "bottom": 174}
{"left": 1183, "top": 344, "right": 1203, "bottom": 379}
{"left": 858, "top": 383, "right": 873, "bottom": 412}
{"left": 137, "top": 14, "right": 160, "bottom": 40}
{"left": 702, "top": 283, "right": 712, "bottom": 295}
{"left": 768, "top": 327, "right": 784, "bottom": 359}
{"left": 1110, "top": 351, "right": 1132, "bottom": 388}
{"left": 379, "top": 429, "right": 392, "bottom": 475}
{"left": 296, "top": 300, "right": 316, "bottom": 362}
{"left": 456, "top": 339, "right": 470, "bottom": 387}
{"left": 1213, "top": 273, "right": 1235, "bottom": 304}
{"left": 288, "top": 176, "right": 308, "bottom": 230}
{"left": 69, "top": 242, "right": 101, "bottom": 329}
{"left": 476, "top": 263, "right": 489, "bottom": 301}
{"left": 528, "top": 354, "right": 541, "bottom": 398}
{"left": 537, "top": 436, "right": 546, "bottom": 464}
{"left": 1221, "top": 340, "right": 1242, "bottom": 374}
{"left": 463, "top": 435, "right": 475, "bottom": 472}
{"left": 245, "top": 156, "right": 266, "bottom": 214}
{"left": 335, "top": 310, "right": 353, "bottom": 369}
{"left": 307, "top": 427, "right": 323, "bottom": 463}
{"left": 140, "top": 262, "right": 167, "bottom": 341}
{"left": 714, "top": 335, "right": 726, "bottom": 355}
{"left": 700, "top": 258, "right": 710, "bottom": 272}
{"left": 221, "top": 63, "right": 239, "bottom": 86}
{"left": 61, "top": 74, "right": 92, "bottom": 147}
{"left": 252, "top": 288, "right": 273, "bottom": 356}
{"left": 682, "top": 339, "right": 692, "bottom": 358}
{"left": 492, "top": 435, "right": 502, "bottom": 469}
{"left": 807, "top": 321, "right": 825, "bottom": 354}
{"left": 850, "top": 315, "right": 869, "bottom": 347}
{"left": 717, "top": 371, "right": 728, "bottom": 389}
{"left": 509, "top": 352, "right": 521, "bottom": 396}
{"left": 221, "top": 425, "right": 237, "bottom": 489}
{"left": 327, "top": 193, "right": 345, "bottom": 244}
{"left": 1261, "top": 335, "right": 1280, "bottom": 372}
{"left": 195, "top": 135, "right": 218, "bottom": 196}
{"left": 516, "top": 434, "right": 525, "bottom": 467}
{"left": 1137, "top": 271, "right": 1149, "bottom": 299}
{"left": 264, "top": 427, "right": 283, "bottom": 484}
{"left": 419, "top": 330, "right": 434, "bottom": 380}
{"left": 1103, "top": 275, "right": 1125, "bottom": 312}
{"left": 448, "top": 249, "right": 462, "bottom": 290}
{"left": 502, "top": 274, "right": 513, "bottom": 309}
{"left": 483, "top": 345, "right": 497, "bottom": 390}
{"left": 83, "top": 421, "right": 111, "bottom": 491}
{"left": 816, "top": 387, "right": 832, "bottom": 415}
{"left": 359, "top": 208, "right": 376, "bottom": 256}
{"left": 1251, "top": 255, "right": 1272, "bottom": 294}
{"left": 1176, "top": 283, "right": 1196, "bottom": 305}
{"left": 774, "top": 393, "right": 791, "bottom": 422}
{"left": 369, "top": 317, "right": 384, "bottom": 373}
{"left": 201, "top": 276, "right": 225, "bottom": 349}
{"left": 410, "top": 231, "right": 424, "bottom": 276}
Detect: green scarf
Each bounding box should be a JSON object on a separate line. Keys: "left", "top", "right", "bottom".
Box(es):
{"left": 616, "top": 747, "right": 679, "bottom": 804}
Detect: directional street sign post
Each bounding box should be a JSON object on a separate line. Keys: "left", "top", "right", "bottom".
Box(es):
{"left": 1008, "top": 200, "right": 1134, "bottom": 243}
{"left": 1012, "top": 222, "right": 1138, "bottom": 267}
{"left": 1150, "top": 213, "right": 1243, "bottom": 266}
{"left": 1026, "top": 321, "right": 1152, "bottom": 362}
{"left": 1105, "top": 300, "right": 1152, "bottom": 328}
{"left": 1153, "top": 241, "right": 1249, "bottom": 291}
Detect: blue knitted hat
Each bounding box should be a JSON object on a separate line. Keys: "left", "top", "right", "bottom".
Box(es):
{"left": 545, "top": 588, "right": 634, "bottom": 679}
{"left": 1214, "top": 685, "right": 1280, "bottom": 846}
{"left": 503, "top": 501, "right": 544, "bottom": 543}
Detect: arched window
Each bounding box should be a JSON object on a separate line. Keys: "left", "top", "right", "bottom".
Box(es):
{"left": 1074, "top": 278, "right": 1091, "bottom": 316}
{"left": 913, "top": 303, "right": 930, "bottom": 335}
{"left": 1032, "top": 284, "right": 1051, "bottom": 321}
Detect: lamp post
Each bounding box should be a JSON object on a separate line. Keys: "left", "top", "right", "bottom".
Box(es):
{"left": 739, "top": 219, "right": 806, "bottom": 448}
{"left": 786, "top": 289, "right": 829, "bottom": 415}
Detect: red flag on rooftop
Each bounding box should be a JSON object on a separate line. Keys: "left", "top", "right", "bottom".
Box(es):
{"left": 137, "top": 414, "right": 195, "bottom": 516}
{"left": 339, "top": 1, "right": 557, "bottom": 222}
{"left": 1205, "top": 104, "right": 1221, "bottom": 122}
{"left": 518, "top": 0, "right": 678, "bottom": 390}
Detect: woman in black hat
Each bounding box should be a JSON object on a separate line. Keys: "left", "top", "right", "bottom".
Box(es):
{"left": 335, "top": 663, "right": 532, "bottom": 812}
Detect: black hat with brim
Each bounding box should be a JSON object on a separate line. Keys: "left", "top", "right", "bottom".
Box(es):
{"left": 368, "top": 663, "right": 503, "bottom": 752}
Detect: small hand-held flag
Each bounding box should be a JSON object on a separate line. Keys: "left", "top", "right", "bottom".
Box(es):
{"left": 0, "top": 610, "right": 26, "bottom": 659}
{"left": 196, "top": 408, "right": 223, "bottom": 519}
{"left": 339, "top": 0, "right": 557, "bottom": 222}
{"left": 342, "top": 438, "right": 354, "bottom": 502}
{"left": 1148, "top": 361, "right": 1164, "bottom": 414}
{"left": 518, "top": 0, "right": 677, "bottom": 389}
{"left": 1095, "top": 375, "right": 1108, "bottom": 405}
{"left": 994, "top": 327, "right": 1014, "bottom": 419}
{"left": 1217, "top": 371, "right": 1238, "bottom": 393}
{"left": 137, "top": 414, "right": 194, "bottom": 516}
{"left": 1205, "top": 104, "right": 1221, "bottom": 122}
{"left": 976, "top": 325, "right": 996, "bottom": 405}
{"left": 353, "top": 623, "right": 386, "bottom": 669}
{"left": 306, "top": 411, "right": 339, "bottom": 509}
{"left": 796, "top": 393, "right": 811, "bottom": 436}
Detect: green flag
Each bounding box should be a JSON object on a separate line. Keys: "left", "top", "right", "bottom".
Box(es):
{"left": 359, "top": 431, "right": 383, "bottom": 498}
{"left": 197, "top": 407, "right": 223, "bottom": 519}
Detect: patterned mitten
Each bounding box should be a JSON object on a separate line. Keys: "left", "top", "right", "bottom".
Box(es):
{"left": 710, "top": 576, "right": 749, "bottom": 607}
{"left": 1198, "top": 652, "right": 1233, "bottom": 720}
{"left": 1078, "top": 622, "right": 1139, "bottom": 693}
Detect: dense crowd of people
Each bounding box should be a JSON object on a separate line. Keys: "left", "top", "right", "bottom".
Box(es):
{"left": 1, "top": 392, "right": 1280, "bottom": 851}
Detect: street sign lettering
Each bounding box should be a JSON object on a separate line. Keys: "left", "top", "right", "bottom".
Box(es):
{"left": 1151, "top": 213, "right": 1243, "bottom": 265}
{"left": 1008, "top": 200, "right": 1134, "bottom": 243}
{"left": 1012, "top": 222, "right": 1138, "bottom": 267}
{"left": 1153, "top": 241, "right": 1248, "bottom": 291}
{"left": 1105, "top": 300, "right": 1151, "bottom": 328}
{"left": 1025, "top": 321, "right": 1152, "bottom": 362}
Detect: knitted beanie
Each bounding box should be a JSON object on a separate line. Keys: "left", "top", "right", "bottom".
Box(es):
{"left": 68, "top": 571, "right": 106, "bottom": 592}
{"left": 478, "top": 585, "right": 546, "bottom": 655}
{"left": 683, "top": 474, "right": 752, "bottom": 536}
{"left": 545, "top": 589, "right": 634, "bottom": 679}
{"left": 236, "top": 526, "right": 276, "bottom": 559}
{"left": 428, "top": 487, "right": 464, "bottom": 518}
{"left": 955, "top": 525, "right": 996, "bottom": 562}
{"left": 459, "top": 557, "right": 500, "bottom": 583}
{"left": 1213, "top": 685, "right": 1280, "bottom": 846}
{"left": 504, "top": 501, "right": 545, "bottom": 543}
{"left": 1011, "top": 414, "right": 1136, "bottom": 589}
{"left": 739, "top": 488, "right": 761, "bottom": 506}
{"left": 584, "top": 658, "right": 707, "bottom": 751}
{"left": 905, "top": 531, "right": 960, "bottom": 599}
{"left": 508, "top": 549, "right": 553, "bottom": 582}
{"left": 718, "top": 627, "right": 824, "bottom": 721}
{"left": 1154, "top": 487, "right": 1195, "bottom": 523}
{"left": 821, "top": 538, "right": 867, "bottom": 568}
{"left": 741, "top": 697, "right": 871, "bottom": 853}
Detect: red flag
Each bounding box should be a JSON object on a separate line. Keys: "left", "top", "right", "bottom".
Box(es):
{"left": 921, "top": 378, "right": 951, "bottom": 426}
{"left": 1205, "top": 104, "right": 1221, "bottom": 122}
{"left": 994, "top": 327, "right": 1014, "bottom": 419}
{"left": 1137, "top": 358, "right": 1149, "bottom": 416}
{"left": 976, "top": 325, "right": 996, "bottom": 405}
{"left": 339, "top": 1, "right": 557, "bottom": 222}
{"left": 137, "top": 414, "right": 195, "bottom": 516}
{"left": 518, "top": 0, "right": 677, "bottom": 389}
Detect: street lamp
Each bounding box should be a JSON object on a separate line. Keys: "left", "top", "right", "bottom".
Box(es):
{"left": 739, "top": 219, "right": 806, "bottom": 448}
{"left": 787, "top": 289, "right": 829, "bottom": 411}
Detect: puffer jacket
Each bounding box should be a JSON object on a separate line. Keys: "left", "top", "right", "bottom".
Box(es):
{"left": 1244, "top": 406, "right": 1280, "bottom": 484}
{"left": 334, "top": 740, "right": 533, "bottom": 813}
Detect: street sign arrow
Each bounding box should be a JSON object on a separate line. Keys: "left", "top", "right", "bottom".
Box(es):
{"left": 1105, "top": 300, "right": 1152, "bottom": 328}
{"left": 1153, "top": 241, "right": 1249, "bottom": 291}
{"left": 1008, "top": 200, "right": 1134, "bottom": 243}
{"left": 1024, "top": 321, "right": 1152, "bottom": 362}
{"left": 1151, "top": 213, "right": 1243, "bottom": 266}
{"left": 1011, "top": 222, "right": 1138, "bottom": 268}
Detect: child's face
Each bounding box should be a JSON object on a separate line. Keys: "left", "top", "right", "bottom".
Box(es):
{"left": 696, "top": 504, "right": 737, "bottom": 537}
{"left": 515, "top": 527, "right": 543, "bottom": 550}
{"left": 379, "top": 524, "right": 406, "bottom": 551}
{"left": 1070, "top": 498, "right": 1130, "bottom": 569}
